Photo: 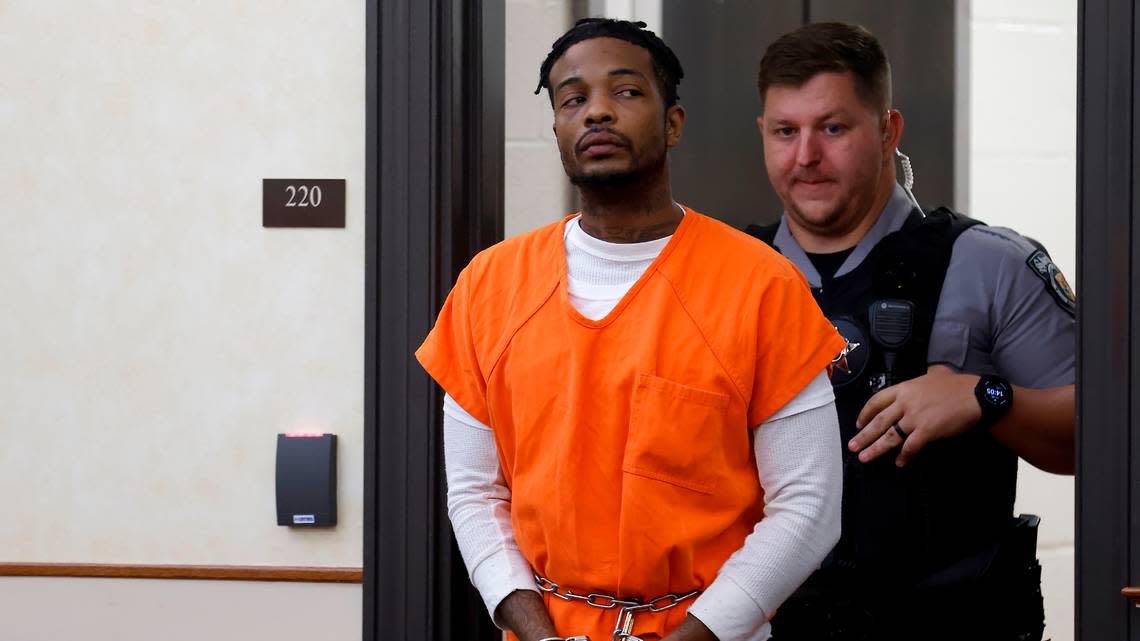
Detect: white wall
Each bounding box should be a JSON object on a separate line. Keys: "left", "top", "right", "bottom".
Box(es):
{"left": 588, "top": 0, "right": 662, "bottom": 34}
{"left": 1, "top": 1, "right": 364, "bottom": 638}
{"left": 970, "top": 0, "right": 1077, "bottom": 278}
{"left": 968, "top": 2, "right": 1078, "bottom": 641}
{"left": 505, "top": 0, "right": 574, "bottom": 237}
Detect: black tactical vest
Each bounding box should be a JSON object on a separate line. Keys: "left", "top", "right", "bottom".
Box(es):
{"left": 747, "top": 208, "right": 1018, "bottom": 588}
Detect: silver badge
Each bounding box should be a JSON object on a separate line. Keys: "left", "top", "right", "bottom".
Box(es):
{"left": 828, "top": 317, "right": 869, "bottom": 387}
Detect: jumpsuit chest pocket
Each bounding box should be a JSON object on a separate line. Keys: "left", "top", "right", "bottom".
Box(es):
{"left": 622, "top": 373, "right": 732, "bottom": 494}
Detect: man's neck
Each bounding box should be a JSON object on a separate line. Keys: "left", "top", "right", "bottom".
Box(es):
{"left": 577, "top": 172, "right": 681, "bottom": 244}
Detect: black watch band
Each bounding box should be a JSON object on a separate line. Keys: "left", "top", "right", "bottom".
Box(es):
{"left": 974, "top": 375, "right": 1013, "bottom": 431}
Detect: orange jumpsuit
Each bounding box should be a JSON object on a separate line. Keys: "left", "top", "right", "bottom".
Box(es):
{"left": 417, "top": 209, "right": 843, "bottom": 640}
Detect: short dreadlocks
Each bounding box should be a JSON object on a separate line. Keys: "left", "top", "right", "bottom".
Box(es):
{"left": 535, "top": 18, "right": 684, "bottom": 108}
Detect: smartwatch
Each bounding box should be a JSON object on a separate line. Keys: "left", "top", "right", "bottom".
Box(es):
{"left": 974, "top": 375, "right": 1013, "bottom": 431}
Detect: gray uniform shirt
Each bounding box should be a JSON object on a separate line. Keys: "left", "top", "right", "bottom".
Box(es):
{"left": 771, "top": 184, "right": 1075, "bottom": 389}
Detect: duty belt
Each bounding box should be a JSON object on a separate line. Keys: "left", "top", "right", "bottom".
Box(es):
{"left": 534, "top": 574, "right": 700, "bottom": 641}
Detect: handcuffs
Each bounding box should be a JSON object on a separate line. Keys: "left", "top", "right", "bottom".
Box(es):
{"left": 534, "top": 574, "right": 700, "bottom": 641}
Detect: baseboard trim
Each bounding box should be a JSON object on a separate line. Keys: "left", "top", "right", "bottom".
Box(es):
{"left": 0, "top": 563, "right": 363, "bottom": 583}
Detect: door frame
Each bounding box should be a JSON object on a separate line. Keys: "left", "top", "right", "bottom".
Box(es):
{"left": 363, "top": 1, "right": 503, "bottom": 639}
{"left": 1076, "top": 0, "right": 1137, "bottom": 639}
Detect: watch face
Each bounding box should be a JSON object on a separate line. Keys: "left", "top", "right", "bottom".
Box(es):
{"left": 982, "top": 379, "right": 1012, "bottom": 408}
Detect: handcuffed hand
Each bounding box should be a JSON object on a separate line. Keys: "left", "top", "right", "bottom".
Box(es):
{"left": 660, "top": 614, "right": 718, "bottom": 641}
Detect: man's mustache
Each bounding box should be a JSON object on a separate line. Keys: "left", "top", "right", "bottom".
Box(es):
{"left": 576, "top": 127, "right": 633, "bottom": 153}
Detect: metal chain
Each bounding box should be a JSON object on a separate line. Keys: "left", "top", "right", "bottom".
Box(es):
{"left": 534, "top": 574, "right": 700, "bottom": 641}
{"left": 535, "top": 574, "right": 643, "bottom": 610}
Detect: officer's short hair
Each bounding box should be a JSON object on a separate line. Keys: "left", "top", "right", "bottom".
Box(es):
{"left": 757, "top": 22, "right": 891, "bottom": 112}
{"left": 535, "top": 18, "right": 685, "bottom": 109}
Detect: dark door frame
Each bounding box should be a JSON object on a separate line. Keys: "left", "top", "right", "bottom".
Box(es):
{"left": 363, "top": 1, "right": 503, "bottom": 638}
{"left": 1076, "top": 0, "right": 1138, "bottom": 639}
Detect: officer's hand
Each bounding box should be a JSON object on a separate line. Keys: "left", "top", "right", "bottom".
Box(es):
{"left": 849, "top": 365, "right": 982, "bottom": 466}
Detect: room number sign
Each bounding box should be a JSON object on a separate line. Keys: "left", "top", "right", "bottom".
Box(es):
{"left": 263, "top": 179, "right": 346, "bottom": 228}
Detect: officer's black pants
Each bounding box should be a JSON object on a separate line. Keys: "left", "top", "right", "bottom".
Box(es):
{"left": 768, "top": 560, "right": 1045, "bottom": 641}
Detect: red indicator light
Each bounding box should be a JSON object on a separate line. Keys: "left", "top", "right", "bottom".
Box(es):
{"left": 284, "top": 432, "right": 326, "bottom": 438}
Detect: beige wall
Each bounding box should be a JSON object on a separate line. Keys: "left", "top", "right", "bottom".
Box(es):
{"left": 968, "top": 2, "right": 1077, "bottom": 641}
{"left": 1, "top": 1, "right": 364, "bottom": 638}
{"left": 0, "top": 1, "right": 365, "bottom": 567}
{"left": 504, "top": 0, "right": 573, "bottom": 237}
{"left": 0, "top": 577, "right": 361, "bottom": 641}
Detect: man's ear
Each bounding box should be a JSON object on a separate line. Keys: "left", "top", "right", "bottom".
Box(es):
{"left": 883, "top": 109, "right": 904, "bottom": 153}
{"left": 756, "top": 115, "right": 765, "bottom": 136}
{"left": 665, "top": 104, "right": 686, "bottom": 148}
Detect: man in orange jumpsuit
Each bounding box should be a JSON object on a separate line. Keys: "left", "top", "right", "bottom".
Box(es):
{"left": 418, "top": 19, "right": 846, "bottom": 641}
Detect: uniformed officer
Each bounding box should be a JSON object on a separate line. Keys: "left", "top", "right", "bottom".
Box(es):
{"left": 747, "top": 23, "right": 1075, "bottom": 641}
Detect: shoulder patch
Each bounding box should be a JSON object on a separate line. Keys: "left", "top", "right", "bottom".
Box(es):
{"left": 1026, "top": 249, "right": 1076, "bottom": 316}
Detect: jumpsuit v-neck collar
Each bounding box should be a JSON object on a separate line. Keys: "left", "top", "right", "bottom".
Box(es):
{"left": 558, "top": 207, "right": 696, "bottom": 329}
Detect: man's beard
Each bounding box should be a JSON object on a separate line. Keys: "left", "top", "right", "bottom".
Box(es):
{"left": 784, "top": 182, "right": 877, "bottom": 239}
{"left": 786, "top": 199, "right": 846, "bottom": 232}
{"left": 570, "top": 167, "right": 639, "bottom": 188}
{"left": 569, "top": 145, "right": 666, "bottom": 189}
